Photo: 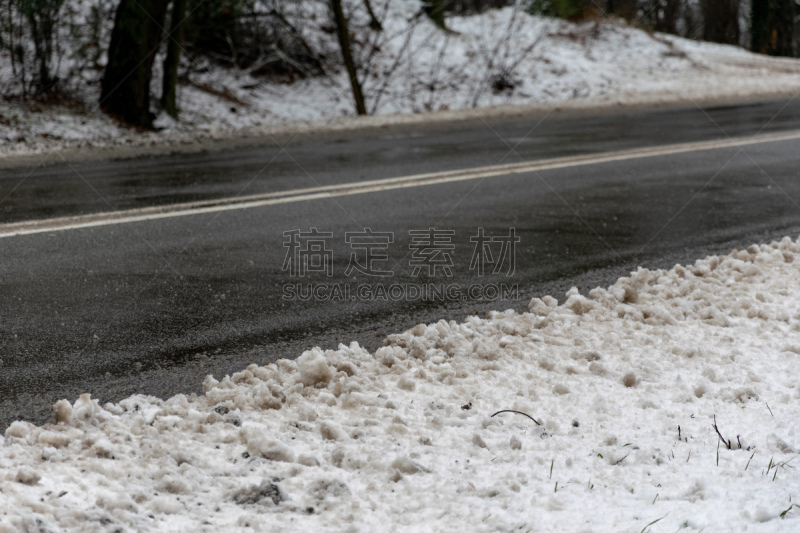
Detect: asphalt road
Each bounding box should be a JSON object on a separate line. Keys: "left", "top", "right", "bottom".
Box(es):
{"left": 3, "top": 97, "right": 800, "bottom": 429}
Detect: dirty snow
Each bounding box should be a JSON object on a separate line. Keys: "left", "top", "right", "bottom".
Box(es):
{"left": 3, "top": 238, "right": 800, "bottom": 531}
{"left": 3, "top": 0, "right": 800, "bottom": 159}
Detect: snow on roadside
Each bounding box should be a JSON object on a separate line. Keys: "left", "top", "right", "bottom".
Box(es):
{"left": 3, "top": 239, "right": 800, "bottom": 531}
{"left": 3, "top": 3, "right": 800, "bottom": 161}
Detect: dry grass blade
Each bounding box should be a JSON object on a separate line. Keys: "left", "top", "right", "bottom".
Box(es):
{"left": 640, "top": 513, "right": 669, "bottom": 533}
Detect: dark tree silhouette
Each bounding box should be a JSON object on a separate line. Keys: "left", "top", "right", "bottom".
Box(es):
{"left": 607, "top": 0, "right": 636, "bottom": 21}
{"left": 101, "top": 0, "right": 168, "bottom": 128}
{"left": 330, "top": 0, "right": 366, "bottom": 115}
{"left": 162, "top": 0, "right": 187, "bottom": 118}
{"left": 751, "top": 0, "right": 795, "bottom": 56}
{"left": 21, "top": 0, "right": 64, "bottom": 95}
{"left": 654, "top": 0, "right": 681, "bottom": 35}
{"left": 702, "top": 0, "right": 739, "bottom": 45}
{"left": 425, "top": 0, "right": 447, "bottom": 29}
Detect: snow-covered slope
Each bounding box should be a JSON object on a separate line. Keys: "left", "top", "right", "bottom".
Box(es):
{"left": 3, "top": 237, "right": 800, "bottom": 531}
{"left": 2, "top": 2, "right": 800, "bottom": 159}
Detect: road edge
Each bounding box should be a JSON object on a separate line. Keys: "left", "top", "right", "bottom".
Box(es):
{"left": 0, "top": 88, "right": 797, "bottom": 169}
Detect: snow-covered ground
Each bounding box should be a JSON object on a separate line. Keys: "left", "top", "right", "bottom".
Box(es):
{"left": 3, "top": 1, "right": 800, "bottom": 160}
{"left": 3, "top": 238, "right": 800, "bottom": 531}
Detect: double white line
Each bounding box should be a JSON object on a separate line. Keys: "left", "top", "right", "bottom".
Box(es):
{"left": 2, "top": 128, "right": 800, "bottom": 238}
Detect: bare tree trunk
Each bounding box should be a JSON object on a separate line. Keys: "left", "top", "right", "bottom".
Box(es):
{"left": 751, "top": 0, "right": 794, "bottom": 55}
{"left": 162, "top": 0, "right": 187, "bottom": 118}
{"left": 101, "top": 0, "right": 168, "bottom": 128}
{"left": 330, "top": 0, "right": 367, "bottom": 115}
{"left": 751, "top": 0, "right": 769, "bottom": 51}
{"left": 363, "top": 0, "right": 383, "bottom": 30}
{"left": 702, "top": 0, "right": 740, "bottom": 44}
{"left": 773, "top": 0, "right": 795, "bottom": 55}
{"left": 654, "top": 0, "right": 681, "bottom": 34}
{"left": 22, "top": 0, "right": 64, "bottom": 95}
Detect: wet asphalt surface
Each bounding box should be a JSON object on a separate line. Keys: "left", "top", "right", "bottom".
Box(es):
{"left": 2, "top": 98, "right": 800, "bottom": 429}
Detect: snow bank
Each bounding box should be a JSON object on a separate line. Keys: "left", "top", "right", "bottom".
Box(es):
{"left": 3, "top": 1, "right": 800, "bottom": 160}
{"left": 3, "top": 238, "right": 800, "bottom": 531}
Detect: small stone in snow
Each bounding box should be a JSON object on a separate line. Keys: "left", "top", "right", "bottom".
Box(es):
{"left": 16, "top": 469, "right": 41, "bottom": 485}
{"left": 233, "top": 480, "right": 284, "bottom": 505}
{"left": 473, "top": 434, "right": 488, "bottom": 448}
{"left": 391, "top": 456, "right": 421, "bottom": 474}
{"left": 319, "top": 421, "right": 347, "bottom": 441}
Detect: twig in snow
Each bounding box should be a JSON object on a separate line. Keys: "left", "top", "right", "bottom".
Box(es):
{"left": 612, "top": 454, "right": 629, "bottom": 466}
{"left": 490, "top": 410, "right": 541, "bottom": 426}
{"left": 713, "top": 415, "right": 732, "bottom": 450}
{"left": 766, "top": 402, "right": 774, "bottom": 417}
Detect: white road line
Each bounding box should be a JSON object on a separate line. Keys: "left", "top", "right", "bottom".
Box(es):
{"left": 2, "top": 129, "right": 800, "bottom": 238}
